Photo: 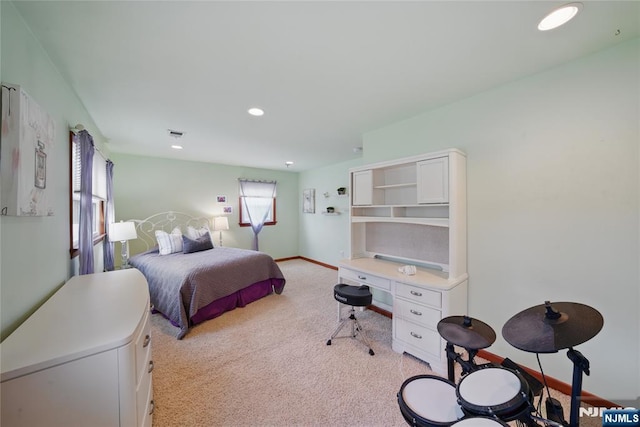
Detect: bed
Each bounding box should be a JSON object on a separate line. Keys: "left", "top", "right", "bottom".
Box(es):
{"left": 127, "top": 211, "right": 286, "bottom": 339}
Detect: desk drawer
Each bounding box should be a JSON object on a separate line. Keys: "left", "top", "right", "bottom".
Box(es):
{"left": 395, "top": 319, "right": 441, "bottom": 357}
{"left": 395, "top": 298, "right": 441, "bottom": 329}
{"left": 340, "top": 268, "right": 391, "bottom": 291}
{"left": 395, "top": 282, "right": 441, "bottom": 308}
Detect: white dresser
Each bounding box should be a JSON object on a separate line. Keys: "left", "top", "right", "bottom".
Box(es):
{"left": 342, "top": 149, "right": 468, "bottom": 374}
{"left": 1, "top": 269, "right": 153, "bottom": 427}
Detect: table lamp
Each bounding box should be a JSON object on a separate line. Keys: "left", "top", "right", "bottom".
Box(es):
{"left": 109, "top": 221, "right": 138, "bottom": 269}
{"left": 213, "top": 216, "right": 229, "bottom": 247}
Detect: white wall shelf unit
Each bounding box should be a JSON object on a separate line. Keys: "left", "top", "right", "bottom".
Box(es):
{"left": 339, "top": 148, "right": 467, "bottom": 374}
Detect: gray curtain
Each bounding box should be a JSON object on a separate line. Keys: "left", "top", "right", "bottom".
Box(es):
{"left": 78, "top": 130, "right": 95, "bottom": 275}
{"left": 239, "top": 179, "right": 276, "bottom": 251}
{"left": 103, "top": 160, "right": 115, "bottom": 271}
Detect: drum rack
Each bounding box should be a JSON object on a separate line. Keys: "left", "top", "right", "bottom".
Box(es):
{"left": 396, "top": 302, "right": 604, "bottom": 427}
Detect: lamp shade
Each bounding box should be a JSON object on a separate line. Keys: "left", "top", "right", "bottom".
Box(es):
{"left": 109, "top": 221, "right": 137, "bottom": 242}
{"left": 213, "top": 216, "right": 229, "bottom": 231}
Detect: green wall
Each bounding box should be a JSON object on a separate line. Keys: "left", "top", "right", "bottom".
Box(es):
{"left": 297, "top": 158, "right": 360, "bottom": 265}
{"left": 360, "top": 38, "right": 640, "bottom": 402}
{"left": 110, "top": 153, "right": 299, "bottom": 261}
{"left": 0, "top": 2, "right": 109, "bottom": 339}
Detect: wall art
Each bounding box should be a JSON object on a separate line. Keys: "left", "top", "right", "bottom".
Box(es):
{"left": 303, "top": 188, "right": 315, "bottom": 213}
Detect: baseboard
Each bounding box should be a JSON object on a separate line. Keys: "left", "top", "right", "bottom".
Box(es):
{"left": 477, "top": 349, "right": 619, "bottom": 408}
{"left": 368, "top": 304, "right": 393, "bottom": 318}
{"left": 277, "top": 256, "right": 338, "bottom": 271}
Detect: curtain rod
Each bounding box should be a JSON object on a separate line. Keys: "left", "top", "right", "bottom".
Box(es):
{"left": 237, "top": 178, "right": 277, "bottom": 183}
{"left": 69, "top": 123, "right": 109, "bottom": 161}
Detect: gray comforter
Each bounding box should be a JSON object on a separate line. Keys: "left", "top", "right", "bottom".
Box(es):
{"left": 129, "top": 246, "right": 285, "bottom": 338}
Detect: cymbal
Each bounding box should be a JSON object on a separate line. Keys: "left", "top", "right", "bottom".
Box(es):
{"left": 437, "top": 315, "right": 496, "bottom": 350}
{"left": 502, "top": 301, "right": 603, "bottom": 353}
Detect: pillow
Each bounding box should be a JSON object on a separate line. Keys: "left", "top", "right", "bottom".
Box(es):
{"left": 182, "top": 232, "right": 214, "bottom": 254}
{"left": 186, "top": 225, "right": 214, "bottom": 247}
{"left": 186, "top": 225, "right": 211, "bottom": 240}
{"left": 155, "top": 227, "right": 183, "bottom": 255}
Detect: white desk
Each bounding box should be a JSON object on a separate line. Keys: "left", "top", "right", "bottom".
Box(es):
{"left": 338, "top": 257, "right": 468, "bottom": 374}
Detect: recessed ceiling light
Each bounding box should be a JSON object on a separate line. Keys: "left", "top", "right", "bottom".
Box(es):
{"left": 538, "top": 3, "right": 582, "bottom": 31}
{"left": 248, "top": 107, "right": 264, "bottom": 116}
{"left": 171, "top": 145, "right": 183, "bottom": 150}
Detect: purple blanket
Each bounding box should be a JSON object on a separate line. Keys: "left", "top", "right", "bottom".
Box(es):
{"left": 129, "top": 246, "right": 285, "bottom": 338}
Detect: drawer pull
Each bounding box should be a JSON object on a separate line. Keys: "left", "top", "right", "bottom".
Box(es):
{"left": 143, "top": 334, "right": 151, "bottom": 348}
{"left": 149, "top": 399, "right": 155, "bottom": 415}
{"left": 410, "top": 309, "right": 422, "bottom": 316}
{"left": 148, "top": 360, "right": 154, "bottom": 373}
{"left": 357, "top": 275, "right": 367, "bottom": 280}
{"left": 410, "top": 331, "right": 423, "bottom": 339}
{"left": 410, "top": 290, "right": 423, "bottom": 297}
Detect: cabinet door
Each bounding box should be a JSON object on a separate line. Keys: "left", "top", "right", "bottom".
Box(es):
{"left": 352, "top": 170, "right": 373, "bottom": 206}
{"left": 1, "top": 350, "right": 120, "bottom": 427}
{"left": 417, "top": 157, "right": 449, "bottom": 204}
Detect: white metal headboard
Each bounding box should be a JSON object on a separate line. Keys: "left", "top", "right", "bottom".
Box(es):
{"left": 127, "top": 211, "right": 211, "bottom": 254}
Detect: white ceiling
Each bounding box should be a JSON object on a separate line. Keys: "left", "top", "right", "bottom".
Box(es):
{"left": 12, "top": 1, "right": 640, "bottom": 171}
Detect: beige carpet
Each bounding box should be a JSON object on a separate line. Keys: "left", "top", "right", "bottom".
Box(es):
{"left": 149, "top": 259, "right": 600, "bottom": 427}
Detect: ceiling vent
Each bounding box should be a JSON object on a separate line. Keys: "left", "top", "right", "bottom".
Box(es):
{"left": 168, "top": 129, "right": 184, "bottom": 138}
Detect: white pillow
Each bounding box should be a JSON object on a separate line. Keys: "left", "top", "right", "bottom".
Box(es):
{"left": 186, "top": 225, "right": 213, "bottom": 245}
{"left": 156, "top": 227, "right": 183, "bottom": 255}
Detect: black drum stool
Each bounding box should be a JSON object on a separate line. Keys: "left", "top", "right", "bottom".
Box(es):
{"left": 326, "top": 283, "right": 375, "bottom": 356}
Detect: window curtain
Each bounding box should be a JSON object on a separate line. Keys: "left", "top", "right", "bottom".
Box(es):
{"left": 239, "top": 179, "right": 277, "bottom": 251}
{"left": 103, "top": 160, "right": 115, "bottom": 271}
{"left": 78, "top": 130, "right": 95, "bottom": 275}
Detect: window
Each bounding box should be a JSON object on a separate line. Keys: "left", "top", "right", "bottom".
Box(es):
{"left": 239, "top": 198, "right": 277, "bottom": 226}
{"left": 238, "top": 179, "right": 277, "bottom": 227}
{"left": 69, "top": 132, "right": 106, "bottom": 256}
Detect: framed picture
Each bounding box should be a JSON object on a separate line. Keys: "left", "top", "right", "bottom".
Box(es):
{"left": 34, "top": 141, "right": 47, "bottom": 189}
{"left": 217, "top": 195, "right": 227, "bottom": 203}
{"left": 303, "top": 188, "right": 315, "bottom": 213}
{"left": 223, "top": 206, "right": 233, "bottom": 214}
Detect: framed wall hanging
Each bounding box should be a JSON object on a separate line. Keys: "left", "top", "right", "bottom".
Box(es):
{"left": 303, "top": 188, "right": 315, "bottom": 213}
{"left": 1, "top": 83, "right": 55, "bottom": 216}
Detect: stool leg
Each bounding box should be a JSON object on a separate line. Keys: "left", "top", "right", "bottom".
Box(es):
{"left": 326, "top": 305, "right": 375, "bottom": 356}
{"left": 327, "top": 317, "right": 349, "bottom": 345}
{"left": 352, "top": 314, "right": 375, "bottom": 356}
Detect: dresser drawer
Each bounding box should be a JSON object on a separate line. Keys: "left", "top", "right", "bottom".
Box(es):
{"left": 395, "top": 298, "right": 441, "bottom": 329}
{"left": 395, "top": 282, "right": 441, "bottom": 308}
{"left": 340, "top": 267, "right": 391, "bottom": 291}
{"left": 136, "top": 364, "right": 153, "bottom": 427}
{"left": 394, "top": 319, "right": 441, "bottom": 357}
{"left": 135, "top": 309, "right": 152, "bottom": 385}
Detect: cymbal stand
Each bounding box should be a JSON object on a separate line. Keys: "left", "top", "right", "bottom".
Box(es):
{"left": 567, "top": 348, "right": 590, "bottom": 427}
{"left": 445, "top": 341, "right": 481, "bottom": 382}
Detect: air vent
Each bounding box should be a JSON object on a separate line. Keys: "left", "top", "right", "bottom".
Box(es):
{"left": 168, "top": 129, "right": 184, "bottom": 138}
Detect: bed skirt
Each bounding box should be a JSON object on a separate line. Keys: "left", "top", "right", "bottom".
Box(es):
{"left": 155, "top": 278, "right": 286, "bottom": 332}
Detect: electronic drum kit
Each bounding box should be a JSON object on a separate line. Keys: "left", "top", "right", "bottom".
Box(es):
{"left": 397, "top": 301, "right": 604, "bottom": 427}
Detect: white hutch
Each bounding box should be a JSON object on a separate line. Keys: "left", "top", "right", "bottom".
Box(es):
{"left": 338, "top": 148, "right": 467, "bottom": 373}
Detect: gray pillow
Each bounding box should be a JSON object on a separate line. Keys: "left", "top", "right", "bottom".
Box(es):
{"left": 182, "top": 232, "right": 213, "bottom": 254}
